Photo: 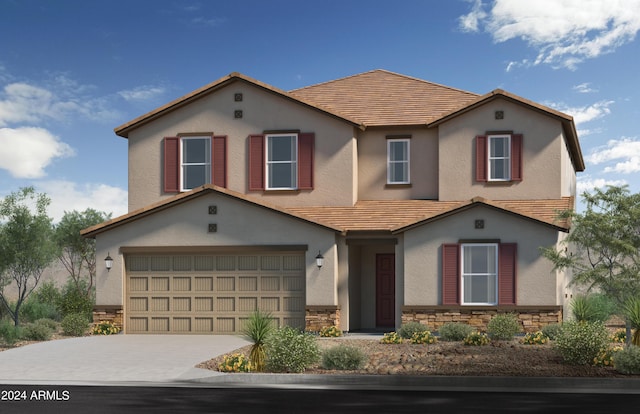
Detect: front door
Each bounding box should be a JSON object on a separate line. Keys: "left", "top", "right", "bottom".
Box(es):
{"left": 376, "top": 253, "right": 395, "bottom": 327}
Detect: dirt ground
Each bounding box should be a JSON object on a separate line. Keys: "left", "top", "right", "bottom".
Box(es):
{"left": 197, "top": 338, "right": 639, "bottom": 377}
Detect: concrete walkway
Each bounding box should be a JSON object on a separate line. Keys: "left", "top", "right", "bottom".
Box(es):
{"left": 0, "top": 335, "right": 250, "bottom": 385}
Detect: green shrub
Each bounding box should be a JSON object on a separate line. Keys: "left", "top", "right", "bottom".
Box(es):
{"left": 32, "top": 281, "right": 61, "bottom": 306}
{"left": 57, "top": 279, "right": 94, "bottom": 320}
{"left": 622, "top": 297, "right": 640, "bottom": 346}
{"left": 614, "top": 345, "right": 640, "bottom": 375}
{"left": 611, "top": 329, "right": 627, "bottom": 344}
{"left": 593, "top": 345, "right": 623, "bottom": 367}
{"left": 541, "top": 323, "right": 563, "bottom": 340}
{"left": 91, "top": 320, "right": 120, "bottom": 335}
{"left": 570, "top": 294, "right": 614, "bottom": 323}
{"left": 554, "top": 321, "right": 610, "bottom": 365}
{"left": 487, "top": 313, "right": 521, "bottom": 340}
{"left": 464, "top": 331, "right": 490, "bottom": 346}
{"left": 21, "top": 320, "right": 54, "bottom": 341}
{"left": 380, "top": 331, "right": 403, "bottom": 344}
{"left": 321, "top": 345, "right": 366, "bottom": 370}
{"left": 265, "top": 326, "right": 320, "bottom": 373}
{"left": 241, "top": 310, "right": 274, "bottom": 372}
{"left": 0, "top": 320, "right": 23, "bottom": 345}
{"left": 410, "top": 330, "right": 437, "bottom": 344}
{"left": 61, "top": 313, "right": 89, "bottom": 337}
{"left": 319, "top": 325, "right": 343, "bottom": 337}
{"left": 437, "top": 322, "right": 474, "bottom": 341}
{"left": 20, "top": 299, "right": 61, "bottom": 323}
{"left": 397, "top": 321, "right": 429, "bottom": 339}
{"left": 218, "top": 353, "right": 252, "bottom": 373}
{"left": 521, "top": 331, "right": 549, "bottom": 345}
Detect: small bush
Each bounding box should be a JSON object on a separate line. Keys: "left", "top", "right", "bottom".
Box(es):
{"left": 593, "top": 345, "right": 623, "bottom": 367}
{"left": 541, "top": 323, "right": 563, "bottom": 340}
{"left": 319, "top": 325, "right": 343, "bottom": 337}
{"left": 92, "top": 320, "right": 120, "bottom": 335}
{"left": 321, "top": 345, "right": 366, "bottom": 370}
{"left": 61, "top": 313, "right": 89, "bottom": 337}
{"left": 397, "top": 322, "right": 428, "bottom": 339}
{"left": 410, "top": 330, "right": 437, "bottom": 344}
{"left": 487, "top": 313, "right": 521, "bottom": 340}
{"left": 380, "top": 331, "right": 403, "bottom": 344}
{"left": 464, "top": 331, "right": 490, "bottom": 346}
{"left": 218, "top": 353, "right": 252, "bottom": 373}
{"left": 554, "top": 321, "right": 610, "bottom": 365}
{"left": 0, "top": 320, "right": 22, "bottom": 345}
{"left": 570, "top": 294, "right": 614, "bottom": 323}
{"left": 611, "top": 329, "right": 627, "bottom": 344}
{"left": 265, "top": 326, "right": 320, "bottom": 373}
{"left": 521, "top": 331, "right": 548, "bottom": 345}
{"left": 614, "top": 345, "right": 640, "bottom": 375}
{"left": 20, "top": 298, "right": 61, "bottom": 323}
{"left": 57, "top": 280, "right": 94, "bottom": 320}
{"left": 21, "top": 319, "right": 56, "bottom": 341}
{"left": 437, "top": 322, "right": 474, "bottom": 341}
{"left": 241, "top": 310, "right": 274, "bottom": 372}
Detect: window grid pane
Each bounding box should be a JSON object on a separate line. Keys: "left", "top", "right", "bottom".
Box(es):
{"left": 488, "top": 136, "right": 510, "bottom": 180}
{"left": 461, "top": 244, "right": 497, "bottom": 305}
{"left": 181, "top": 137, "right": 211, "bottom": 190}
{"left": 387, "top": 140, "right": 409, "bottom": 184}
{"left": 266, "top": 134, "right": 297, "bottom": 189}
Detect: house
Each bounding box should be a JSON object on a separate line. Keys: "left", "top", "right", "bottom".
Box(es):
{"left": 81, "top": 70, "right": 584, "bottom": 334}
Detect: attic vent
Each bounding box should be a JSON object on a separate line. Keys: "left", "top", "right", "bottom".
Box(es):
{"left": 235, "top": 93, "right": 243, "bottom": 101}
{"left": 495, "top": 110, "right": 504, "bottom": 120}
{"left": 234, "top": 110, "right": 243, "bottom": 119}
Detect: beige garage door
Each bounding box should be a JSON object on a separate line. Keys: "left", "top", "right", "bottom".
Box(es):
{"left": 125, "top": 252, "right": 306, "bottom": 334}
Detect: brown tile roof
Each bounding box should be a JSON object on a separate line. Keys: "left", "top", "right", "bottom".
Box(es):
{"left": 289, "top": 69, "right": 479, "bottom": 126}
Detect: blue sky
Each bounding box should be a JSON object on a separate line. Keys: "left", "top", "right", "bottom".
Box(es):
{"left": 1, "top": 0, "right": 639, "bottom": 220}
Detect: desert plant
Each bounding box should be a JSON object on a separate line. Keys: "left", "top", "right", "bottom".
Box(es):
{"left": 622, "top": 297, "right": 640, "bottom": 346}
{"left": 319, "top": 325, "right": 343, "bottom": 337}
{"left": 321, "top": 345, "right": 366, "bottom": 370}
{"left": 0, "top": 319, "right": 22, "bottom": 345}
{"left": 380, "top": 331, "right": 403, "bottom": 344}
{"left": 593, "top": 345, "right": 623, "bottom": 367}
{"left": 570, "top": 294, "right": 614, "bottom": 323}
{"left": 437, "top": 322, "right": 474, "bottom": 341}
{"left": 614, "top": 345, "right": 640, "bottom": 375}
{"left": 241, "top": 310, "right": 274, "bottom": 372}
{"left": 521, "top": 331, "right": 548, "bottom": 345}
{"left": 19, "top": 296, "right": 61, "bottom": 323}
{"left": 409, "top": 330, "right": 437, "bottom": 344}
{"left": 21, "top": 319, "right": 54, "bottom": 341}
{"left": 611, "top": 329, "right": 627, "bottom": 344}
{"left": 464, "top": 331, "right": 490, "bottom": 346}
{"left": 218, "top": 353, "right": 252, "bottom": 373}
{"left": 57, "top": 279, "right": 94, "bottom": 321}
{"left": 554, "top": 320, "right": 610, "bottom": 365}
{"left": 92, "top": 320, "right": 120, "bottom": 335}
{"left": 60, "top": 312, "right": 89, "bottom": 337}
{"left": 487, "top": 313, "right": 521, "bottom": 340}
{"left": 397, "top": 321, "right": 429, "bottom": 339}
{"left": 541, "top": 323, "right": 563, "bottom": 340}
{"left": 265, "top": 326, "right": 320, "bottom": 373}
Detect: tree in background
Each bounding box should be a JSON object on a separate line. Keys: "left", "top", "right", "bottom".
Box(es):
{"left": 0, "top": 187, "right": 58, "bottom": 326}
{"left": 54, "top": 208, "right": 111, "bottom": 299}
{"left": 541, "top": 185, "right": 640, "bottom": 345}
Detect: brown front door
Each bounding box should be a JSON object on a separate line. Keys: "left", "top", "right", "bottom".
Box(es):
{"left": 376, "top": 253, "right": 395, "bottom": 327}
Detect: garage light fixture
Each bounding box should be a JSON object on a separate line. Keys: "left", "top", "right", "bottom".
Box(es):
{"left": 104, "top": 253, "right": 113, "bottom": 272}
{"left": 315, "top": 251, "right": 324, "bottom": 269}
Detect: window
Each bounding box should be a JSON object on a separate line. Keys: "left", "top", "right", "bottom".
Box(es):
{"left": 181, "top": 136, "right": 211, "bottom": 191}
{"left": 266, "top": 134, "right": 297, "bottom": 189}
{"left": 387, "top": 139, "right": 410, "bottom": 184}
{"left": 488, "top": 135, "right": 510, "bottom": 181}
{"left": 461, "top": 244, "right": 498, "bottom": 305}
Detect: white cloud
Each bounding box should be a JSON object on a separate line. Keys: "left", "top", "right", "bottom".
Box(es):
{"left": 118, "top": 85, "right": 166, "bottom": 102}
{"left": 587, "top": 137, "right": 640, "bottom": 173}
{"left": 460, "top": 0, "right": 640, "bottom": 69}
{"left": 573, "top": 83, "right": 597, "bottom": 93}
{"left": 37, "top": 180, "right": 128, "bottom": 223}
{"left": 0, "top": 127, "right": 75, "bottom": 178}
{"left": 576, "top": 176, "right": 627, "bottom": 195}
{"left": 548, "top": 100, "right": 613, "bottom": 125}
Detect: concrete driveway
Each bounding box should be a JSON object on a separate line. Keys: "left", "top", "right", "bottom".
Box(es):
{"left": 0, "top": 335, "right": 250, "bottom": 385}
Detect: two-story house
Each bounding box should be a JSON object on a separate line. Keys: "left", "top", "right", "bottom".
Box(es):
{"left": 81, "top": 70, "right": 584, "bottom": 334}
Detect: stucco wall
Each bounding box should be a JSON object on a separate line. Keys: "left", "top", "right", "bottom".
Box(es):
{"left": 127, "top": 81, "right": 357, "bottom": 211}
{"left": 438, "top": 99, "right": 565, "bottom": 201}
{"left": 94, "top": 191, "right": 338, "bottom": 307}
{"left": 403, "top": 205, "right": 561, "bottom": 307}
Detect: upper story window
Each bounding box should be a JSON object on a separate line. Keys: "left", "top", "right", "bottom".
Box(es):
{"left": 387, "top": 139, "right": 410, "bottom": 184}
{"left": 266, "top": 134, "right": 298, "bottom": 190}
{"left": 461, "top": 243, "right": 498, "bottom": 305}
{"left": 488, "top": 135, "right": 510, "bottom": 181}
{"left": 181, "top": 136, "right": 211, "bottom": 190}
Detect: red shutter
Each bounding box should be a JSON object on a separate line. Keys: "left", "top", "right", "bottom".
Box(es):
{"left": 163, "top": 137, "right": 180, "bottom": 193}
{"left": 298, "top": 132, "right": 314, "bottom": 190}
{"left": 248, "top": 134, "right": 265, "bottom": 191}
{"left": 475, "top": 135, "right": 487, "bottom": 182}
{"left": 442, "top": 244, "right": 460, "bottom": 305}
{"left": 511, "top": 134, "right": 523, "bottom": 181}
{"left": 498, "top": 243, "right": 517, "bottom": 305}
{"left": 213, "top": 135, "right": 227, "bottom": 188}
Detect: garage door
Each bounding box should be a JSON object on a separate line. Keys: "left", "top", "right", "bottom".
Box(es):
{"left": 125, "top": 252, "right": 306, "bottom": 334}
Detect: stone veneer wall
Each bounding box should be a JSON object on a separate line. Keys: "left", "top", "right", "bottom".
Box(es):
{"left": 401, "top": 306, "right": 563, "bottom": 333}
{"left": 93, "top": 306, "right": 124, "bottom": 330}
{"left": 305, "top": 306, "right": 340, "bottom": 332}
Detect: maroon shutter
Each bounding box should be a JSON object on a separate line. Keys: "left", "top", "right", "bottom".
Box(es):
{"left": 212, "top": 135, "right": 227, "bottom": 188}
{"left": 475, "top": 135, "right": 487, "bottom": 182}
{"left": 248, "top": 134, "right": 265, "bottom": 191}
{"left": 163, "top": 137, "right": 180, "bottom": 193}
{"left": 298, "top": 132, "right": 314, "bottom": 190}
{"left": 511, "top": 134, "right": 523, "bottom": 181}
{"left": 442, "top": 244, "right": 460, "bottom": 305}
{"left": 498, "top": 243, "right": 517, "bottom": 305}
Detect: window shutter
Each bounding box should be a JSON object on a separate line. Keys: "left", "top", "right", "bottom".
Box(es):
{"left": 498, "top": 243, "right": 517, "bottom": 305}
{"left": 212, "top": 135, "right": 227, "bottom": 188}
{"left": 163, "top": 137, "right": 180, "bottom": 193}
{"left": 298, "top": 132, "right": 314, "bottom": 190}
{"left": 248, "top": 134, "right": 265, "bottom": 191}
{"left": 475, "top": 135, "right": 487, "bottom": 182}
{"left": 442, "top": 243, "right": 460, "bottom": 305}
{"left": 511, "top": 134, "right": 523, "bottom": 181}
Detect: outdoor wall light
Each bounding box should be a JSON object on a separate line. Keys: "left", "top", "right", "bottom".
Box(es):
{"left": 315, "top": 251, "right": 324, "bottom": 269}
{"left": 104, "top": 253, "right": 113, "bottom": 272}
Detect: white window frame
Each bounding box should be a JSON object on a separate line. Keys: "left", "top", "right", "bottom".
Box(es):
{"left": 461, "top": 243, "right": 498, "bottom": 305}
{"left": 265, "top": 133, "right": 298, "bottom": 190}
{"left": 180, "top": 136, "right": 211, "bottom": 191}
{"left": 488, "top": 134, "right": 511, "bottom": 181}
{"left": 387, "top": 139, "right": 410, "bottom": 184}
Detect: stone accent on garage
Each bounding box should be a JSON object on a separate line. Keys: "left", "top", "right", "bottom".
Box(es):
{"left": 305, "top": 305, "right": 340, "bottom": 332}
{"left": 93, "top": 306, "right": 124, "bottom": 331}
{"left": 401, "top": 306, "right": 563, "bottom": 333}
